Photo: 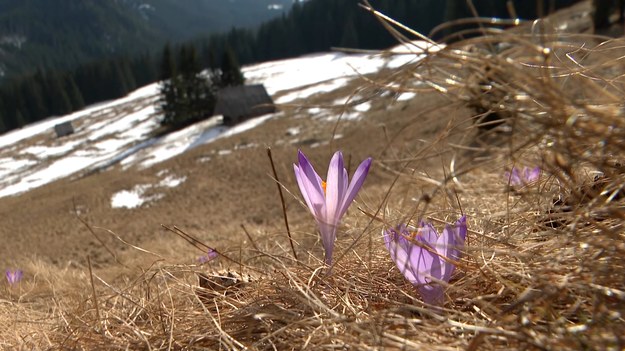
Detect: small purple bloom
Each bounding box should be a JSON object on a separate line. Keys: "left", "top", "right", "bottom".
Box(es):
{"left": 294, "top": 150, "right": 372, "bottom": 266}
{"left": 505, "top": 166, "right": 541, "bottom": 187}
{"left": 198, "top": 248, "right": 218, "bottom": 264}
{"left": 384, "top": 216, "right": 467, "bottom": 305}
{"left": 6, "top": 269, "right": 23, "bottom": 285}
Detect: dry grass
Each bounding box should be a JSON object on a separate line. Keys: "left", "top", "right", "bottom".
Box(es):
{"left": 2, "top": 5, "right": 625, "bottom": 350}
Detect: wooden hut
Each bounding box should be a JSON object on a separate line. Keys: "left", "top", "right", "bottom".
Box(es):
{"left": 54, "top": 121, "right": 74, "bottom": 138}
{"left": 214, "top": 84, "right": 275, "bottom": 126}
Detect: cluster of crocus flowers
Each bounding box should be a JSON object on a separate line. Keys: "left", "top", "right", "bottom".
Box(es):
{"left": 505, "top": 166, "right": 540, "bottom": 187}
{"left": 294, "top": 150, "right": 372, "bottom": 266}
{"left": 6, "top": 269, "right": 23, "bottom": 285}
{"left": 383, "top": 216, "right": 467, "bottom": 305}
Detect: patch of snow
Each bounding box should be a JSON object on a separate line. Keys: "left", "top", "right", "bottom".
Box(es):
{"left": 286, "top": 127, "right": 300, "bottom": 136}
{"left": 0, "top": 158, "right": 35, "bottom": 178}
{"left": 0, "top": 155, "right": 104, "bottom": 198}
{"left": 88, "top": 105, "right": 156, "bottom": 141}
{"left": 94, "top": 138, "right": 133, "bottom": 153}
{"left": 111, "top": 187, "right": 149, "bottom": 209}
{"left": 244, "top": 41, "right": 440, "bottom": 97}
{"left": 354, "top": 102, "right": 371, "bottom": 112}
{"left": 234, "top": 142, "right": 257, "bottom": 150}
{"left": 121, "top": 116, "right": 224, "bottom": 169}
{"left": 341, "top": 113, "right": 361, "bottom": 121}
{"left": 122, "top": 112, "right": 271, "bottom": 169}
{"left": 218, "top": 149, "right": 232, "bottom": 156}
{"left": 21, "top": 141, "right": 82, "bottom": 158}
{"left": 111, "top": 172, "right": 185, "bottom": 209}
{"left": 310, "top": 140, "right": 329, "bottom": 148}
{"left": 275, "top": 78, "right": 349, "bottom": 104}
{"left": 397, "top": 92, "right": 416, "bottom": 101}
{"left": 159, "top": 175, "right": 186, "bottom": 188}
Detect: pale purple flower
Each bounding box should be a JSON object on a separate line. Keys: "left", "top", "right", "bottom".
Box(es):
{"left": 384, "top": 216, "right": 467, "bottom": 305}
{"left": 294, "top": 150, "right": 372, "bottom": 266}
{"left": 505, "top": 166, "right": 541, "bottom": 187}
{"left": 198, "top": 248, "right": 218, "bottom": 264}
{"left": 6, "top": 269, "right": 23, "bottom": 285}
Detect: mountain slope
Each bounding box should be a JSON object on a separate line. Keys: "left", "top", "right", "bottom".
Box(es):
{"left": 0, "top": 0, "right": 291, "bottom": 80}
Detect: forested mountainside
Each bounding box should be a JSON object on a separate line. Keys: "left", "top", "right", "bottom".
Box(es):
{"left": 0, "top": 0, "right": 292, "bottom": 80}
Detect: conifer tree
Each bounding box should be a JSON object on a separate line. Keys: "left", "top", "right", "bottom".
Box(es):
{"left": 21, "top": 78, "right": 47, "bottom": 120}
{"left": 218, "top": 47, "right": 245, "bottom": 88}
{"left": 339, "top": 15, "right": 359, "bottom": 48}
{"left": 159, "top": 43, "right": 216, "bottom": 128}
{"left": 64, "top": 75, "right": 85, "bottom": 110}
{"left": 159, "top": 43, "right": 179, "bottom": 126}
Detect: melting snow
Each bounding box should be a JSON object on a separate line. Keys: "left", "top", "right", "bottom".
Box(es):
{"left": 0, "top": 41, "right": 438, "bottom": 199}
{"left": 110, "top": 172, "right": 187, "bottom": 209}
{"left": 275, "top": 78, "right": 349, "bottom": 104}
{"left": 397, "top": 92, "right": 416, "bottom": 101}
{"left": 159, "top": 175, "right": 187, "bottom": 188}
{"left": 111, "top": 186, "right": 150, "bottom": 209}
{"left": 286, "top": 127, "right": 300, "bottom": 136}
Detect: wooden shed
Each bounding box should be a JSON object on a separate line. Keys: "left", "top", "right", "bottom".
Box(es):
{"left": 54, "top": 121, "right": 74, "bottom": 138}
{"left": 214, "top": 84, "right": 275, "bottom": 126}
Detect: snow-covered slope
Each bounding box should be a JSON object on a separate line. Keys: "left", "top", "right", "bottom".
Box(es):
{"left": 0, "top": 41, "right": 439, "bottom": 199}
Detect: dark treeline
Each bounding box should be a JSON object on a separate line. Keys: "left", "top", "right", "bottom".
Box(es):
{"left": 0, "top": 0, "right": 580, "bottom": 134}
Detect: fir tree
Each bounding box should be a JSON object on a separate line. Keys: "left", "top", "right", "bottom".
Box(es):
{"left": 159, "top": 43, "right": 216, "bottom": 128}
{"left": 159, "top": 43, "right": 179, "bottom": 126}
{"left": 64, "top": 75, "right": 85, "bottom": 110}
{"left": 218, "top": 47, "right": 245, "bottom": 88}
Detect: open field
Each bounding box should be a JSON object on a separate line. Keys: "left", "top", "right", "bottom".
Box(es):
{"left": 1, "top": 2, "right": 625, "bottom": 349}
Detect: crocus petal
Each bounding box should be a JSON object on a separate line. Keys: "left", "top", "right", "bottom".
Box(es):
{"left": 294, "top": 164, "right": 325, "bottom": 219}
{"left": 338, "top": 157, "right": 372, "bottom": 217}
{"left": 436, "top": 216, "right": 467, "bottom": 282}
{"left": 325, "top": 151, "right": 346, "bottom": 225}
{"left": 510, "top": 167, "right": 522, "bottom": 186}
{"left": 418, "top": 220, "right": 439, "bottom": 246}
{"left": 297, "top": 150, "right": 325, "bottom": 198}
{"left": 455, "top": 216, "right": 467, "bottom": 244}
{"left": 436, "top": 224, "right": 458, "bottom": 282}
{"left": 294, "top": 151, "right": 326, "bottom": 219}
{"left": 384, "top": 226, "right": 436, "bottom": 287}
{"left": 527, "top": 166, "right": 541, "bottom": 183}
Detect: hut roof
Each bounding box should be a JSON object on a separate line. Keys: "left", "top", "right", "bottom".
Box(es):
{"left": 213, "top": 84, "right": 275, "bottom": 121}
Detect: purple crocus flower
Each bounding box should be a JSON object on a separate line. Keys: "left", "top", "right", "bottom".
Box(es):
{"left": 383, "top": 216, "right": 467, "bottom": 305}
{"left": 505, "top": 166, "right": 541, "bottom": 187}
{"left": 6, "top": 269, "right": 23, "bottom": 285}
{"left": 294, "top": 150, "right": 372, "bottom": 266}
{"left": 198, "top": 248, "right": 218, "bottom": 264}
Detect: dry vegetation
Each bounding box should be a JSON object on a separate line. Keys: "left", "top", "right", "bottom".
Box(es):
{"left": 2, "top": 4, "right": 625, "bottom": 350}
